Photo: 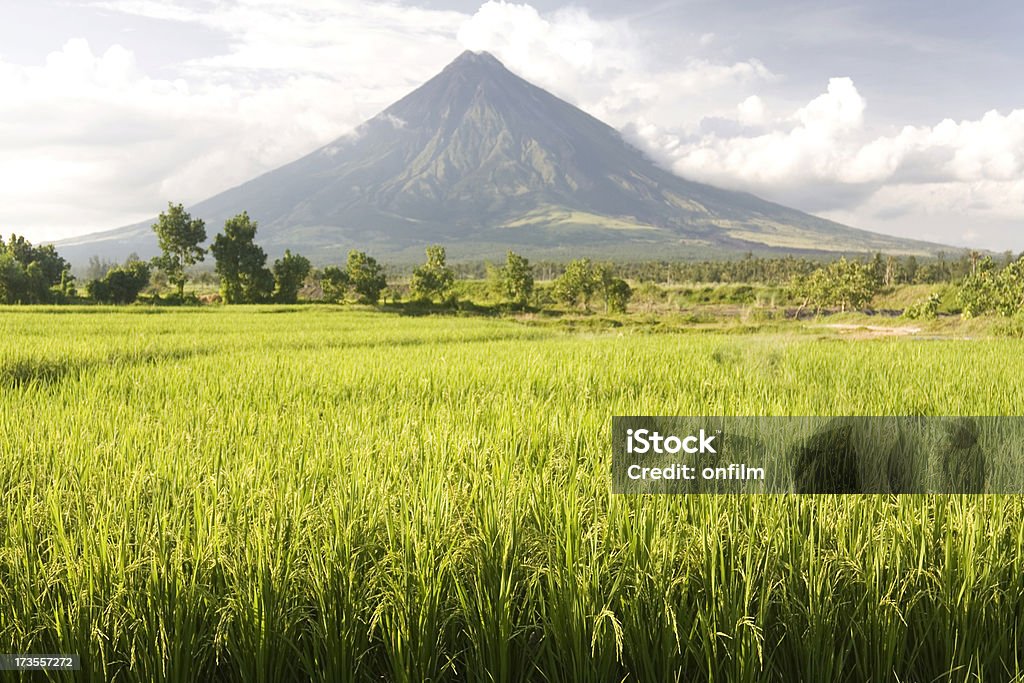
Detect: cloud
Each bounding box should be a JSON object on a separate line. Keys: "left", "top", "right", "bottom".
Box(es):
{"left": 0, "top": 0, "right": 1020, "bottom": 251}
{"left": 1, "top": 2, "right": 469, "bottom": 241}
{"left": 737, "top": 96, "right": 766, "bottom": 126}
{"left": 456, "top": 1, "right": 773, "bottom": 132}
{"left": 635, "top": 76, "right": 1024, "bottom": 247}
{"left": 0, "top": 0, "right": 778, "bottom": 243}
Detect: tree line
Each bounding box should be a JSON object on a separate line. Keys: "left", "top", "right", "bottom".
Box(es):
{"left": 133, "top": 203, "right": 633, "bottom": 311}
{"left": 605, "top": 251, "right": 1024, "bottom": 287}
{"left": 0, "top": 235, "right": 74, "bottom": 304}
{"left": 4, "top": 203, "right": 1024, "bottom": 320}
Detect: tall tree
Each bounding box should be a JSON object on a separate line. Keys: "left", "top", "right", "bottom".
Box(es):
{"left": 995, "top": 257, "right": 1024, "bottom": 316}
{"left": 272, "top": 250, "right": 311, "bottom": 304}
{"left": 151, "top": 202, "right": 206, "bottom": 299}
{"left": 958, "top": 257, "right": 997, "bottom": 318}
{"left": 825, "top": 258, "right": 877, "bottom": 312}
{"left": 495, "top": 250, "right": 534, "bottom": 307}
{"left": 210, "top": 212, "right": 274, "bottom": 303}
{"left": 346, "top": 250, "right": 388, "bottom": 304}
{"left": 0, "top": 252, "right": 27, "bottom": 304}
{"left": 410, "top": 245, "right": 455, "bottom": 302}
{"left": 594, "top": 263, "right": 632, "bottom": 313}
{"left": 320, "top": 266, "right": 349, "bottom": 303}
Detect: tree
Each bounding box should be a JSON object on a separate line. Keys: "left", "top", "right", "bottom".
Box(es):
{"left": 320, "top": 266, "right": 349, "bottom": 303}
{"left": 86, "top": 255, "right": 115, "bottom": 282}
{"left": 904, "top": 255, "right": 919, "bottom": 284}
{"left": 903, "top": 292, "right": 941, "bottom": 320}
{"left": 590, "top": 263, "right": 632, "bottom": 313}
{"left": 958, "top": 256, "right": 1024, "bottom": 318}
{"left": 494, "top": 250, "right": 534, "bottom": 307}
{"left": 605, "top": 278, "right": 632, "bottom": 313}
{"left": 788, "top": 259, "right": 876, "bottom": 315}
{"left": 0, "top": 252, "right": 27, "bottom": 304}
{"left": 210, "top": 212, "right": 274, "bottom": 303}
{"left": 0, "top": 234, "right": 72, "bottom": 304}
{"left": 151, "top": 202, "right": 206, "bottom": 299}
{"left": 553, "top": 258, "right": 600, "bottom": 310}
{"left": 410, "top": 245, "right": 455, "bottom": 302}
{"left": 346, "top": 250, "right": 387, "bottom": 304}
{"left": 869, "top": 252, "right": 886, "bottom": 287}
{"left": 994, "top": 257, "right": 1024, "bottom": 317}
{"left": 87, "top": 259, "right": 150, "bottom": 304}
{"left": 958, "top": 257, "right": 997, "bottom": 318}
{"left": 825, "top": 258, "right": 877, "bottom": 312}
{"left": 272, "top": 250, "right": 311, "bottom": 303}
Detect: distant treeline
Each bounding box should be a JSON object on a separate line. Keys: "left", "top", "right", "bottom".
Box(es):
{"left": 5, "top": 203, "right": 1024, "bottom": 321}
{"left": 523, "top": 251, "right": 1024, "bottom": 286}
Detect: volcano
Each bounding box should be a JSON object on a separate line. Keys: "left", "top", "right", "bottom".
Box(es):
{"left": 58, "top": 50, "right": 941, "bottom": 264}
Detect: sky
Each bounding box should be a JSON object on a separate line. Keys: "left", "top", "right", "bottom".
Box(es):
{"left": 1, "top": 0, "right": 1022, "bottom": 250}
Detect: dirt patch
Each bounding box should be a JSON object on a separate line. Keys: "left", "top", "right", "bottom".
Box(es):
{"left": 816, "top": 324, "right": 922, "bottom": 339}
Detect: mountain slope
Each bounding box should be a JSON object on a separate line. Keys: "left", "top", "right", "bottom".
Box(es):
{"left": 58, "top": 50, "right": 943, "bottom": 264}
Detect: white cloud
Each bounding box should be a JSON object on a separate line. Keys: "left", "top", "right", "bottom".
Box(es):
{"left": 737, "top": 95, "right": 766, "bottom": 126}
{"left": 456, "top": 1, "right": 772, "bottom": 133}
{"left": 644, "top": 76, "right": 1024, "bottom": 247}
{"left": 0, "top": 2, "right": 471, "bottom": 242}
{"left": 0, "top": 0, "right": 1020, "bottom": 251}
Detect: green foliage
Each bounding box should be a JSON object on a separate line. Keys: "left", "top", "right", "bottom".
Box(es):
{"left": 87, "top": 259, "right": 151, "bottom": 304}
{"left": 210, "top": 212, "right": 274, "bottom": 304}
{"left": 0, "top": 252, "right": 28, "bottom": 304}
{"left": 319, "top": 252, "right": 388, "bottom": 304}
{"left": 603, "top": 252, "right": 998, "bottom": 288}
{"left": 320, "top": 265, "right": 350, "bottom": 303}
{"left": 272, "top": 250, "right": 312, "bottom": 304}
{"left": 902, "top": 292, "right": 941, "bottom": 320}
{"left": 592, "top": 263, "right": 631, "bottom": 313}
{"left": 151, "top": 203, "right": 207, "bottom": 298}
{"left": 788, "top": 258, "right": 878, "bottom": 315}
{"left": 993, "top": 257, "right": 1024, "bottom": 317}
{"left": 0, "top": 234, "right": 72, "bottom": 304}
{"left": 552, "top": 260, "right": 633, "bottom": 313}
{"left": 602, "top": 276, "right": 632, "bottom": 313}
{"left": 825, "top": 258, "right": 877, "bottom": 311}
{"left": 957, "top": 256, "right": 1024, "bottom": 319}
{"left": 410, "top": 245, "right": 455, "bottom": 302}
{"left": 958, "top": 258, "right": 999, "bottom": 318}
{"left": 346, "top": 250, "right": 388, "bottom": 304}
{"left": 3, "top": 309, "right": 1024, "bottom": 680}
{"left": 552, "top": 258, "right": 599, "bottom": 310}
{"left": 491, "top": 250, "right": 534, "bottom": 307}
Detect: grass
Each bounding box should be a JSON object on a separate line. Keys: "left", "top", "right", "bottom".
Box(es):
{"left": 1, "top": 306, "right": 1024, "bottom": 681}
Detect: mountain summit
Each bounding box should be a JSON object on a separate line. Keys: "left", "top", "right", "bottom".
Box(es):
{"left": 59, "top": 50, "right": 940, "bottom": 263}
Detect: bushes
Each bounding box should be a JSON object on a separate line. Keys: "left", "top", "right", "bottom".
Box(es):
{"left": 552, "top": 259, "right": 632, "bottom": 313}
{"left": 902, "top": 293, "right": 941, "bottom": 320}
{"left": 410, "top": 245, "right": 455, "bottom": 303}
{"left": 789, "top": 258, "right": 879, "bottom": 315}
{"left": 87, "top": 260, "right": 151, "bottom": 304}
{"left": 0, "top": 235, "right": 73, "bottom": 304}
{"left": 957, "top": 256, "right": 1024, "bottom": 318}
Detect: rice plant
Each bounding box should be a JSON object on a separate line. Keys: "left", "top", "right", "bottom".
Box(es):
{"left": 1, "top": 306, "right": 1023, "bottom": 681}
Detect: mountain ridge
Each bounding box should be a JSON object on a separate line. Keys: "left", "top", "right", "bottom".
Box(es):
{"left": 56, "top": 50, "right": 945, "bottom": 264}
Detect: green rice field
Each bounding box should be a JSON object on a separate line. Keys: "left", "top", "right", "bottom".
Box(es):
{"left": 2, "top": 307, "right": 1024, "bottom": 681}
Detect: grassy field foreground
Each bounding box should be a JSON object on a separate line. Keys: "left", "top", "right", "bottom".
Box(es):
{"left": 2, "top": 307, "right": 1024, "bottom": 681}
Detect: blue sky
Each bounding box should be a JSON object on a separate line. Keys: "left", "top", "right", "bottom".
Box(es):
{"left": 1, "top": 0, "right": 1021, "bottom": 250}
